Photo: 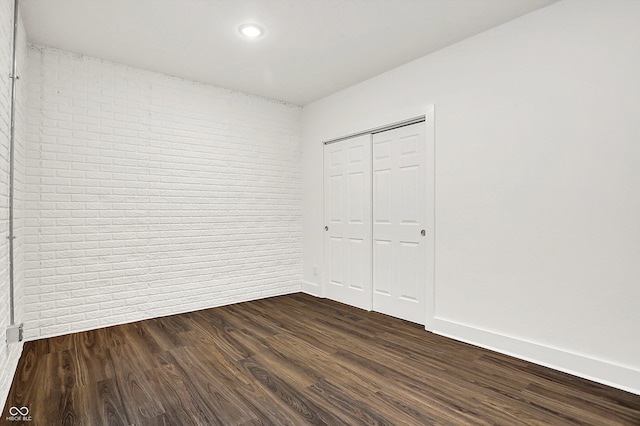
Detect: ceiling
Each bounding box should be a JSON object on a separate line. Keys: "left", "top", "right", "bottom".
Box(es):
{"left": 21, "top": 0, "right": 557, "bottom": 106}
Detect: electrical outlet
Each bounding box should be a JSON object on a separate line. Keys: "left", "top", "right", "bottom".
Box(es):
{"left": 6, "top": 324, "right": 23, "bottom": 343}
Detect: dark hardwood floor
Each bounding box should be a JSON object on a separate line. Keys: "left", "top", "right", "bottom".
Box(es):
{"left": 3, "top": 293, "right": 640, "bottom": 425}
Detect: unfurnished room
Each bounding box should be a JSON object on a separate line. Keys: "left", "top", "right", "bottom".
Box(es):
{"left": 1, "top": 0, "right": 639, "bottom": 424}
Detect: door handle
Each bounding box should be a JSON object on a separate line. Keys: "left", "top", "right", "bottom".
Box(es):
{"left": 421, "top": 229, "right": 426, "bottom": 236}
{"left": 325, "top": 226, "right": 329, "bottom": 231}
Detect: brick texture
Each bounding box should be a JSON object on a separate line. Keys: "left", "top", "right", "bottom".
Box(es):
{"left": 23, "top": 46, "right": 303, "bottom": 340}
{"left": 1, "top": 0, "right": 27, "bottom": 410}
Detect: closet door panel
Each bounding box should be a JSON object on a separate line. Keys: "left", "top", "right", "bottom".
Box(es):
{"left": 323, "top": 135, "right": 372, "bottom": 310}
{"left": 372, "top": 122, "right": 427, "bottom": 324}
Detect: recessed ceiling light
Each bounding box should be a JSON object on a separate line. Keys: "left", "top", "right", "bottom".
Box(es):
{"left": 239, "top": 23, "right": 264, "bottom": 39}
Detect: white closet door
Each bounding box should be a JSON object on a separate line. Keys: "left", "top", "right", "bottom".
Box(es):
{"left": 372, "top": 122, "right": 427, "bottom": 324}
{"left": 323, "top": 134, "right": 372, "bottom": 310}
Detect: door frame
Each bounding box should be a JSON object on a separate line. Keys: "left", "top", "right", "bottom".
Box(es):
{"left": 322, "top": 105, "right": 435, "bottom": 330}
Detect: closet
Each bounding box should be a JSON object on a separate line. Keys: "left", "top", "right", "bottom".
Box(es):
{"left": 323, "top": 117, "right": 432, "bottom": 325}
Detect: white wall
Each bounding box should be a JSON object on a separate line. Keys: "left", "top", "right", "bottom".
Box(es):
{"left": 0, "top": 0, "right": 27, "bottom": 410}
{"left": 23, "top": 46, "right": 303, "bottom": 341}
{"left": 302, "top": 0, "right": 640, "bottom": 394}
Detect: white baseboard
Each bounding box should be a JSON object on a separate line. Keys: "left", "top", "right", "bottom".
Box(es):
{"left": 1, "top": 340, "right": 24, "bottom": 412}
{"left": 432, "top": 317, "right": 640, "bottom": 396}
{"left": 302, "top": 280, "right": 322, "bottom": 297}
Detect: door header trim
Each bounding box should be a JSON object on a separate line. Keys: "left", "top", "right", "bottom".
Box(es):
{"left": 323, "top": 115, "right": 425, "bottom": 145}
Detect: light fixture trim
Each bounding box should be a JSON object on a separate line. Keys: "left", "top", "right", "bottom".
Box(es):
{"left": 239, "top": 23, "right": 265, "bottom": 39}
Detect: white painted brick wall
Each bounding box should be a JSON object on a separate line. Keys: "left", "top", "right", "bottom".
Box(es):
{"left": 1, "top": 0, "right": 27, "bottom": 411}
{"left": 24, "top": 45, "right": 303, "bottom": 341}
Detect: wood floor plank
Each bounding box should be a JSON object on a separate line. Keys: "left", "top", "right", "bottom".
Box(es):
{"left": 4, "top": 342, "right": 53, "bottom": 424}
{"left": 3, "top": 293, "right": 640, "bottom": 425}
{"left": 306, "top": 378, "right": 395, "bottom": 425}
{"left": 332, "top": 347, "right": 501, "bottom": 425}
{"left": 108, "top": 345, "right": 165, "bottom": 422}
{"left": 95, "top": 378, "right": 130, "bottom": 425}
{"left": 169, "top": 345, "right": 258, "bottom": 425}
{"left": 238, "top": 356, "right": 349, "bottom": 425}
{"left": 147, "top": 351, "right": 223, "bottom": 426}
